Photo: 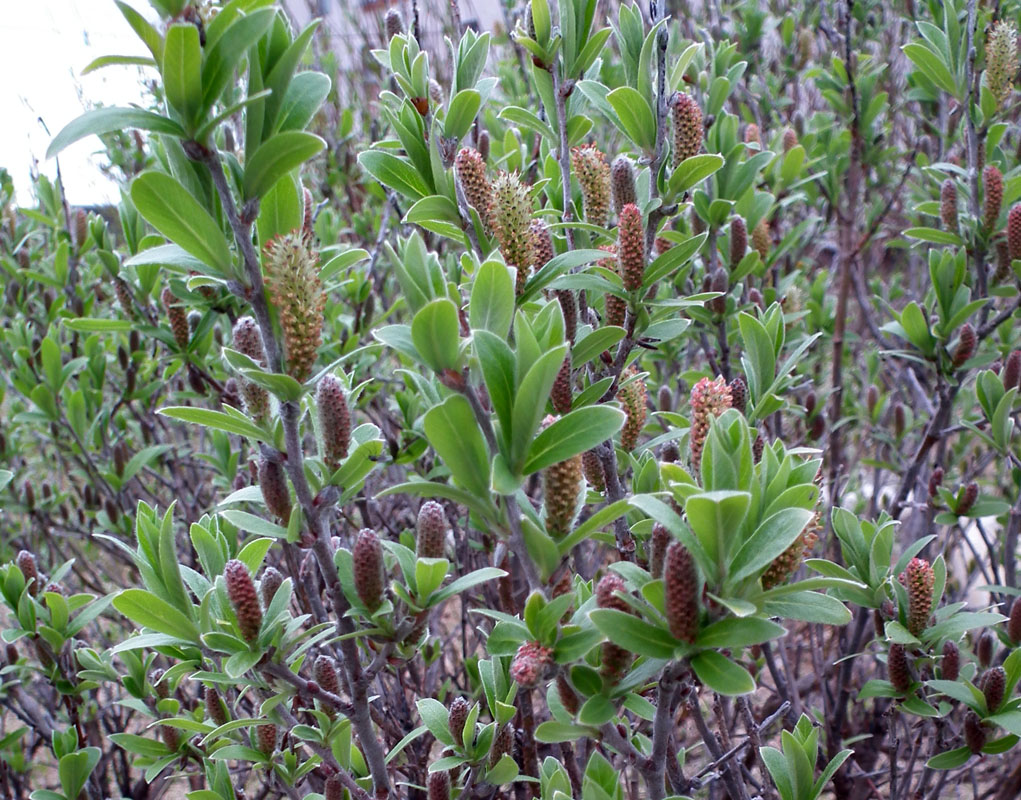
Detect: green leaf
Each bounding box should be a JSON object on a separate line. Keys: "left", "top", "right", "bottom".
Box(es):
{"left": 201, "top": 8, "right": 276, "bottom": 110}
{"left": 58, "top": 748, "right": 101, "bottom": 800}
{"left": 606, "top": 86, "right": 656, "bottom": 151}
{"left": 509, "top": 345, "right": 569, "bottom": 472}
{"left": 423, "top": 395, "right": 491, "bottom": 496}
{"left": 902, "top": 42, "right": 958, "bottom": 96}
{"left": 589, "top": 608, "right": 676, "bottom": 659}
{"left": 416, "top": 698, "right": 454, "bottom": 746}
{"left": 243, "top": 131, "right": 325, "bottom": 199}
{"left": 925, "top": 746, "right": 972, "bottom": 770}
{"left": 47, "top": 108, "right": 184, "bottom": 158}
{"left": 113, "top": 588, "right": 199, "bottom": 643}
{"left": 578, "top": 694, "right": 616, "bottom": 726}
{"left": 358, "top": 150, "right": 429, "bottom": 200}
{"left": 535, "top": 721, "right": 591, "bottom": 743}
{"left": 729, "top": 508, "right": 814, "bottom": 583}
{"left": 429, "top": 567, "right": 506, "bottom": 606}
{"left": 696, "top": 617, "right": 786, "bottom": 649}
{"left": 685, "top": 491, "right": 751, "bottom": 577}
{"left": 470, "top": 260, "right": 515, "bottom": 337}
{"left": 903, "top": 227, "right": 963, "bottom": 246}
{"left": 278, "top": 72, "right": 333, "bottom": 132}
{"left": 130, "top": 172, "right": 234, "bottom": 277}
{"left": 762, "top": 591, "right": 851, "bottom": 625}
{"left": 523, "top": 406, "right": 626, "bottom": 474}
{"left": 689, "top": 650, "right": 755, "bottom": 695}
{"left": 158, "top": 407, "right": 266, "bottom": 441}
{"left": 82, "top": 54, "right": 157, "bottom": 74}
{"left": 669, "top": 154, "right": 725, "bottom": 194}
{"left": 163, "top": 23, "right": 203, "bottom": 128}
{"left": 411, "top": 298, "right": 461, "bottom": 372}
{"left": 444, "top": 89, "right": 481, "bottom": 140}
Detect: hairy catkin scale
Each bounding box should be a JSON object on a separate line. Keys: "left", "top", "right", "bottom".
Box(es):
{"left": 556, "top": 674, "right": 580, "bottom": 715}
{"left": 977, "top": 629, "right": 995, "bottom": 668}
{"left": 316, "top": 375, "right": 351, "bottom": 468}
{"left": 611, "top": 156, "right": 637, "bottom": 216}
{"left": 530, "top": 220, "right": 554, "bottom": 272}
{"left": 671, "top": 93, "right": 703, "bottom": 166}
{"left": 225, "top": 559, "right": 262, "bottom": 642}
{"left": 556, "top": 290, "right": 577, "bottom": 344}
{"left": 16, "top": 551, "right": 38, "bottom": 596}
{"left": 1008, "top": 205, "right": 1021, "bottom": 262}
{"left": 416, "top": 501, "right": 447, "bottom": 559}
{"left": 551, "top": 357, "right": 573, "bottom": 415}
{"left": 957, "top": 482, "right": 978, "bottom": 515}
{"left": 489, "top": 172, "right": 534, "bottom": 296}
{"left": 983, "top": 165, "right": 1003, "bottom": 232}
{"left": 664, "top": 543, "right": 699, "bottom": 643}
{"left": 1005, "top": 351, "right": 1021, "bottom": 391}
{"left": 964, "top": 712, "right": 986, "bottom": 754}
{"left": 428, "top": 770, "right": 451, "bottom": 800}
{"left": 447, "top": 697, "right": 469, "bottom": 747}
{"left": 256, "top": 723, "right": 277, "bottom": 756}
{"left": 258, "top": 457, "right": 291, "bottom": 522}
{"left": 1009, "top": 597, "right": 1021, "bottom": 644}
{"left": 264, "top": 232, "right": 325, "bottom": 381}
{"left": 325, "top": 776, "right": 344, "bottom": 800}
{"left": 617, "top": 368, "right": 648, "bottom": 452}
{"left": 689, "top": 376, "right": 733, "bottom": 475}
{"left": 490, "top": 723, "right": 513, "bottom": 767}
{"left": 232, "top": 317, "right": 269, "bottom": 420}
{"left": 313, "top": 655, "right": 341, "bottom": 697}
{"left": 952, "top": 323, "right": 976, "bottom": 367}
{"left": 888, "top": 643, "right": 912, "bottom": 693}
{"left": 353, "top": 528, "right": 385, "bottom": 611}
{"left": 384, "top": 8, "right": 403, "bottom": 39}
{"left": 456, "top": 148, "right": 492, "bottom": 230}
{"left": 942, "top": 641, "right": 960, "bottom": 680}
{"left": 572, "top": 145, "right": 611, "bottom": 227}
{"left": 752, "top": 219, "right": 770, "bottom": 262}
{"left": 729, "top": 376, "right": 747, "bottom": 415}
{"left": 761, "top": 518, "right": 820, "bottom": 590}
{"left": 649, "top": 523, "right": 671, "bottom": 579}
{"left": 983, "top": 666, "right": 1006, "bottom": 711}
{"left": 901, "top": 558, "right": 935, "bottom": 636}
{"left": 206, "top": 686, "right": 229, "bottom": 726}
{"left": 599, "top": 246, "right": 626, "bottom": 326}
{"left": 582, "top": 450, "right": 605, "bottom": 491}
{"left": 986, "top": 21, "right": 1019, "bottom": 109}
{"left": 543, "top": 451, "right": 582, "bottom": 538}
{"left": 260, "top": 567, "right": 283, "bottom": 608}
{"left": 510, "top": 641, "right": 555, "bottom": 688}
{"left": 162, "top": 287, "right": 189, "bottom": 350}
{"left": 730, "top": 218, "right": 747, "bottom": 268}
{"left": 161, "top": 724, "right": 181, "bottom": 751}
{"left": 617, "top": 204, "right": 645, "bottom": 291}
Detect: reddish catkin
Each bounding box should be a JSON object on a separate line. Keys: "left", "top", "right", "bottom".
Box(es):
{"left": 983, "top": 666, "right": 1006, "bottom": 711}
{"left": 428, "top": 770, "right": 451, "bottom": 800}
{"left": 530, "top": 219, "right": 554, "bottom": 271}
{"left": 617, "top": 368, "right": 648, "bottom": 452}
{"left": 447, "top": 697, "right": 469, "bottom": 747}
{"left": 16, "top": 551, "right": 38, "bottom": 595}
{"left": 730, "top": 217, "right": 747, "bottom": 268}
{"left": 455, "top": 147, "right": 493, "bottom": 230}
{"left": 1004, "top": 350, "right": 1021, "bottom": 391}
{"left": 225, "top": 559, "right": 262, "bottom": 642}
{"left": 744, "top": 123, "right": 761, "bottom": 147}
{"left": 888, "top": 643, "right": 912, "bottom": 693}
{"left": 162, "top": 287, "right": 189, "bottom": 350}
{"left": 782, "top": 128, "right": 798, "bottom": 152}
{"left": 313, "top": 655, "right": 341, "bottom": 697}
{"left": 543, "top": 450, "right": 583, "bottom": 538}
{"left": 596, "top": 574, "right": 632, "bottom": 683}
{"left": 709, "top": 267, "right": 728, "bottom": 314}
{"left": 956, "top": 482, "right": 978, "bottom": 515}
{"left": 983, "top": 165, "right": 1003, "bottom": 232}
{"left": 664, "top": 542, "right": 699, "bottom": 643}
{"left": 671, "top": 93, "right": 703, "bottom": 165}
{"left": 384, "top": 8, "right": 403, "bottom": 38}
{"left": 964, "top": 711, "right": 986, "bottom": 753}
{"left": 617, "top": 204, "right": 646, "bottom": 291}
{"left": 263, "top": 232, "right": 325, "bottom": 381}
{"left": 205, "top": 686, "right": 229, "bottom": 726}
{"left": 1008, "top": 596, "right": 1021, "bottom": 644}
{"left": 416, "top": 501, "right": 447, "bottom": 559}
{"left": 316, "top": 374, "right": 351, "bottom": 468}
{"left": 352, "top": 528, "right": 385, "bottom": 611}
{"left": 582, "top": 450, "right": 605, "bottom": 491}
{"left": 256, "top": 722, "right": 277, "bottom": 756}
{"left": 928, "top": 466, "right": 944, "bottom": 501}
{"left": 761, "top": 517, "right": 819, "bottom": 590}
{"left": 941, "top": 640, "right": 960, "bottom": 680}
{"left": 551, "top": 357, "right": 573, "bottom": 415}
{"left": 260, "top": 566, "right": 284, "bottom": 608}
{"left": 611, "top": 155, "right": 637, "bottom": 216}
{"left": 571, "top": 144, "right": 611, "bottom": 228}
{"left": 952, "top": 323, "right": 976, "bottom": 367}
{"left": 509, "top": 641, "right": 555, "bottom": 688}
{"left": 1008, "top": 204, "right": 1021, "bottom": 261}
{"left": 648, "top": 523, "right": 671, "bottom": 579}
{"left": 556, "top": 674, "right": 580, "bottom": 715}
{"left": 976, "top": 629, "right": 995, "bottom": 668}
{"left": 232, "top": 316, "right": 269, "bottom": 420}
{"left": 901, "top": 558, "right": 935, "bottom": 636}
{"left": 752, "top": 218, "right": 770, "bottom": 262}
{"left": 325, "top": 776, "right": 344, "bottom": 800}
{"left": 557, "top": 289, "right": 577, "bottom": 344}
{"left": 689, "top": 376, "right": 733, "bottom": 474}
{"left": 74, "top": 209, "right": 88, "bottom": 249}
{"left": 258, "top": 456, "right": 291, "bottom": 523}
{"left": 940, "top": 179, "right": 958, "bottom": 231}
{"left": 599, "top": 245, "right": 626, "bottom": 326}
{"left": 729, "top": 376, "right": 748, "bottom": 415}
{"left": 489, "top": 722, "right": 514, "bottom": 767}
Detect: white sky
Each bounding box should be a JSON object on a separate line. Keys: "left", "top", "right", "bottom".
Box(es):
{"left": 1, "top": 0, "right": 153, "bottom": 205}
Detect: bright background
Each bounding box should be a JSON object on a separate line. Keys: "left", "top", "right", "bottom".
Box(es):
{"left": 0, "top": 0, "right": 153, "bottom": 205}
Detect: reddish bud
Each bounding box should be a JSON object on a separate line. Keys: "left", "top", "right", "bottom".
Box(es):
{"left": 964, "top": 711, "right": 986, "bottom": 753}
{"left": 313, "top": 655, "right": 341, "bottom": 697}
{"left": 317, "top": 375, "right": 351, "bottom": 468}
{"left": 556, "top": 674, "right": 580, "bottom": 715}
{"left": 325, "top": 775, "right": 344, "bottom": 800}
{"left": 258, "top": 456, "right": 291, "bottom": 523}
{"left": 940, "top": 179, "right": 958, "bottom": 231}
{"left": 983, "top": 165, "right": 1003, "bottom": 231}
{"left": 256, "top": 722, "right": 277, "bottom": 756}
{"left": 448, "top": 696, "right": 470, "bottom": 747}
{"left": 428, "top": 770, "right": 451, "bottom": 800}
{"left": 956, "top": 482, "right": 978, "bottom": 516}
{"left": 952, "top": 323, "right": 976, "bottom": 367}
{"left": 928, "top": 467, "right": 944, "bottom": 499}
{"left": 983, "top": 666, "right": 1006, "bottom": 711}
{"left": 260, "top": 567, "right": 284, "bottom": 608}
{"left": 1008, "top": 597, "right": 1021, "bottom": 644}
{"left": 206, "top": 686, "right": 229, "bottom": 726}
{"left": 664, "top": 543, "right": 699, "bottom": 643}
{"left": 611, "top": 156, "right": 637, "bottom": 216}
{"left": 888, "top": 643, "right": 912, "bottom": 694}
{"left": 649, "top": 523, "right": 671, "bottom": 579}
{"left": 582, "top": 450, "right": 605, "bottom": 492}
{"left": 162, "top": 287, "right": 189, "bottom": 350}
{"left": 730, "top": 217, "right": 747, "bottom": 268}
{"left": 225, "top": 559, "right": 262, "bottom": 642}
{"left": 1002, "top": 350, "right": 1021, "bottom": 391}
{"left": 16, "top": 551, "right": 38, "bottom": 595}
{"left": 455, "top": 148, "right": 492, "bottom": 230}
{"left": 416, "top": 501, "right": 447, "bottom": 559}
{"left": 551, "top": 357, "right": 573, "bottom": 415}
{"left": 489, "top": 722, "right": 514, "bottom": 766}
{"left": 976, "top": 629, "right": 995, "bottom": 668}
{"left": 353, "top": 529, "right": 385, "bottom": 611}
{"left": 941, "top": 640, "right": 960, "bottom": 680}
